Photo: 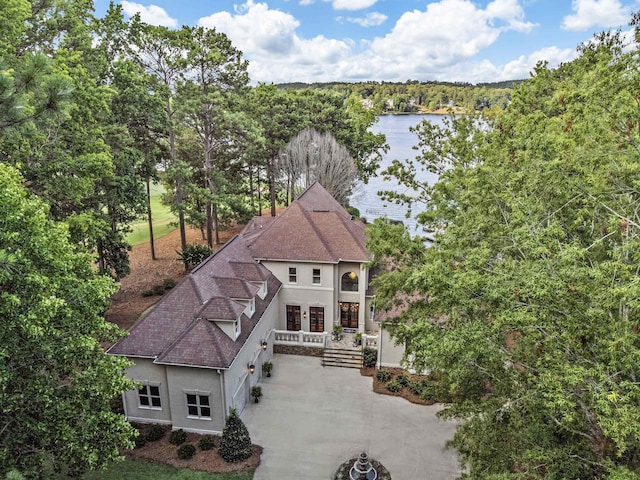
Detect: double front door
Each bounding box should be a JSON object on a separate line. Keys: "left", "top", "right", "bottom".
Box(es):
{"left": 287, "top": 305, "right": 325, "bottom": 332}
{"left": 340, "top": 302, "right": 359, "bottom": 329}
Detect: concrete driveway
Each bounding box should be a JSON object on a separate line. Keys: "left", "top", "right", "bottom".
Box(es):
{"left": 242, "top": 354, "right": 463, "bottom": 479}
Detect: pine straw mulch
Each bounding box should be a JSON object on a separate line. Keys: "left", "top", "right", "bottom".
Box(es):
{"left": 360, "top": 366, "right": 437, "bottom": 406}
{"left": 125, "top": 424, "right": 261, "bottom": 473}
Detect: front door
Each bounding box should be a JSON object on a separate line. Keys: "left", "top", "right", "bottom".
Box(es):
{"left": 286, "top": 305, "right": 301, "bottom": 331}
{"left": 309, "top": 306, "right": 324, "bottom": 332}
{"left": 339, "top": 302, "right": 359, "bottom": 329}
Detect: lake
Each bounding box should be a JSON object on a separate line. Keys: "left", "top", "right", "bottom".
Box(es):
{"left": 349, "top": 114, "right": 444, "bottom": 237}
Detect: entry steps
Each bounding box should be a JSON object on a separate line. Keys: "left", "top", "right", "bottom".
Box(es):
{"left": 322, "top": 348, "right": 363, "bottom": 369}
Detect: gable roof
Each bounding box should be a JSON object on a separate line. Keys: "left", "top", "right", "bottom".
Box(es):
{"left": 242, "top": 182, "right": 370, "bottom": 263}
{"left": 107, "top": 235, "right": 281, "bottom": 369}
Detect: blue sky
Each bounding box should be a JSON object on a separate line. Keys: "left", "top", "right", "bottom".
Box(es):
{"left": 94, "top": 0, "right": 640, "bottom": 85}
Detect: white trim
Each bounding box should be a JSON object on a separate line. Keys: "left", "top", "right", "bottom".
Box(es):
{"left": 174, "top": 426, "right": 223, "bottom": 435}
{"left": 125, "top": 416, "right": 172, "bottom": 425}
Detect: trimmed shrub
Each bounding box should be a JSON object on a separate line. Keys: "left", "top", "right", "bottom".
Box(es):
{"left": 396, "top": 374, "right": 409, "bottom": 387}
{"left": 177, "top": 444, "right": 196, "bottom": 460}
{"left": 420, "top": 382, "right": 438, "bottom": 402}
{"left": 386, "top": 380, "right": 402, "bottom": 393}
{"left": 363, "top": 347, "right": 377, "bottom": 368}
{"left": 169, "top": 429, "right": 187, "bottom": 446}
{"left": 134, "top": 433, "right": 147, "bottom": 449}
{"left": 219, "top": 408, "right": 252, "bottom": 462}
{"left": 198, "top": 435, "right": 215, "bottom": 451}
{"left": 376, "top": 369, "right": 391, "bottom": 382}
{"left": 408, "top": 380, "right": 423, "bottom": 396}
{"left": 141, "top": 289, "right": 154, "bottom": 297}
{"left": 177, "top": 244, "right": 213, "bottom": 269}
{"left": 162, "top": 278, "right": 176, "bottom": 290}
{"left": 145, "top": 424, "right": 165, "bottom": 442}
{"left": 152, "top": 283, "right": 166, "bottom": 295}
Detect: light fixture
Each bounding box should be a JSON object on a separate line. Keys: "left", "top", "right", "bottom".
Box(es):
{"left": 248, "top": 363, "right": 255, "bottom": 374}
{"left": 348, "top": 271, "right": 357, "bottom": 280}
{"left": 260, "top": 340, "right": 268, "bottom": 350}
{"left": 303, "top": 311, "right": 307, "bottom": 319}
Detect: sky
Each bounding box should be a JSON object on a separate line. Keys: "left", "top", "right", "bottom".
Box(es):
{"left": 93, "top": 0, "right": 640, "bottom": 85}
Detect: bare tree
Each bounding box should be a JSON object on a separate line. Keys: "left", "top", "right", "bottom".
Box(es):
{"left": 277, "top": 128, "right": 358, "bottom": 205}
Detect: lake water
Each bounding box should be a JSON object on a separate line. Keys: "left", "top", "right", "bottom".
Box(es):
{"left": 349, "top": 114, "right": 444, "bottom": 237}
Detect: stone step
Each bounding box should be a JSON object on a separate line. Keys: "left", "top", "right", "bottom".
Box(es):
{"left": 322, "top": 348, "right": 363, "bottom": 368}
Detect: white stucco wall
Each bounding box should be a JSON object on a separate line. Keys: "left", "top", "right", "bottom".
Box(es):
{"left": 122, "top": 358, "right": 172, "bottom": 425}
{"left": 378, "top": 324, "right": 405, "bottom": 368}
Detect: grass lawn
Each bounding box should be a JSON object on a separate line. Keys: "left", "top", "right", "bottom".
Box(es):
{"left": 83, "top": 458, "right": 254, "bottom": 480}
{"left": 127, "top": 183, "right": 178, "bottom": 247}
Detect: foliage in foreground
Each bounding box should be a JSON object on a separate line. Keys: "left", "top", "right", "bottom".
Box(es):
{"left": 219, "top": 409, "right": 253, "bottom": 463}
{"left": 369, "top": 28, "right": 640, "bottom": 479}
{"left": 0, "top": 164, "right": 136, "bottom": 477}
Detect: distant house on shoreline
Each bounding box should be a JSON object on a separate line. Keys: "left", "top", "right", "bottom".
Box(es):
{"left": 108, "top": 182, "right": 404, "bottom": 433}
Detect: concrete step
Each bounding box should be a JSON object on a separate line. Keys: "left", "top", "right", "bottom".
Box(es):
{"left": 322, "top": 348, "right": 363, "bottom": 368}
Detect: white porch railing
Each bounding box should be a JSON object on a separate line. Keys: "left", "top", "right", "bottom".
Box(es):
{"left": 362, "top": 333, "right": 378, "bottom": 348}
{"left": 273, "top": 330, "right": 328, "bottom": 348}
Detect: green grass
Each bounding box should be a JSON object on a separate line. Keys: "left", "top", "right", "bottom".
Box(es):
{"left": 83, "top": 458, "right": 254, "bottom": 480}
{"left": 126, "top": 183, "right": 179, "bottom": 247}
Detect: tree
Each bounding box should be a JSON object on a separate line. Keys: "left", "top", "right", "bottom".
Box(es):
{"left": 369, "top": 29, "right": 640, "bottom": 479}
{"left": 0, "top": 164, "right": 136, "bottom": 478}
{"left": 277, "top": 127, "right": 358, "bottom": 205}
{"left": 219, "top": 408, "right": 252, "bottom": 463}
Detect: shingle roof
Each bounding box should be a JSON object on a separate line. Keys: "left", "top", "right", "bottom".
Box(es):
{"left": 107, "top": 235, "right": 281, "bottom": 369}
{"left": 243, "top": 182, "right": 370, "bottom": 263}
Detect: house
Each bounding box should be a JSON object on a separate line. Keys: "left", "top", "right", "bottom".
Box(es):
{"left": 108, "top": 182, "right": 403, "bottom": 434}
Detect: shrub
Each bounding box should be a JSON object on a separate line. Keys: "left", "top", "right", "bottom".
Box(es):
{"left": 386, "top": 380, "right": 402, "bottom": 393}
{"left": 145, "top": 424, "right": 166, "bottom": 442}
{"left": 177, "top": 444, "right": 196, "bottom": 460}
{"left": 376, "top": 369, "right": 391, "bottom": 382}
{"left": 198, "top": 435, "right": 215, "bottom": 451}
{"left": 134, "top": 433, "right": 147, "bottom": 449}
{"left": 177, "top": 244, "right": 213, "bottom": 269}
{"left": 169, "top": 429, "right": 187, "bottom": 446}
{"left": 152, "top": 283, "right": 166, "bottom": 295}
{"left": 420, "top": 382, "right": 438, "bottom": 402}
{"left": 363, "top": 348, "right": 377, "bottom": 368}
{"left": 408, "top": 381, "right": 423, "bottom": 396}
{"left": 251, "top": 386, "right": 262, "bottom": 402}
{"left": 141, "top": 289, "right": 154, "bottom": 297}
{"left": 162, "top": 278, "right": 176, "bottom": 290}
{"left": 396, "top": 374, "right": 409, "bottom": 386}
{"left": 219, "top": 408, "right": 252, "bottom": 462}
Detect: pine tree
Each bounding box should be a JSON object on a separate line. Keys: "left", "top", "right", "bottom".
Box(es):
{"left": 219, "top": 408, "right": 252, "bottom": 462}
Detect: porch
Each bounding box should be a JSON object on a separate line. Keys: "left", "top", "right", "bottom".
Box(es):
{"left": 272, "top": 329, "right": 378, "bottom": 350}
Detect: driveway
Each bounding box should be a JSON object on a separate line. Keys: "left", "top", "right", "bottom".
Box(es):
{"left": 242, "top": 354, "right": 462, "bottom": 479}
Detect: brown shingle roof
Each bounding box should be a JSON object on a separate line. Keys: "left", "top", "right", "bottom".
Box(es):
{"left": 244, "top": 182, "right": 370, "bottom": 263}
{"left": 107, "top": 236, "right": 281, "bottom": 369}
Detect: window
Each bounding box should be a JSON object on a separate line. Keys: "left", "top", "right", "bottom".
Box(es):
{"left": 312, "top": 268, "right": 321, "bottom": 284}
{"left": 286, "top": 305, "right": 301, "bottom": 331}
{"left": 138, "top": 384, "right": 161, "bottom": 409}
{"left": 186, "top": 393, "right": 211, "bottom": 419}
{"left": 288, "top": 267, "right": 297, "bottom": 283}
{"left": 341, "top": 272, "right": 359, "bottom": 291}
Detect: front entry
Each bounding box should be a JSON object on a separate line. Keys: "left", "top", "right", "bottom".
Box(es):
{"left": 286, "top": 305, "right": 301, "bottom": 331}
{"left": 309, "top": 306, "right": 324, "bottom": 332}
{"left": 339, "top": 302, "right": 359, "bottom": 329}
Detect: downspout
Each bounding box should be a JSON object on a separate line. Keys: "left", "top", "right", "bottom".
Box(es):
{"left": 218, "top": 369, "right": 227, "bottom": 422}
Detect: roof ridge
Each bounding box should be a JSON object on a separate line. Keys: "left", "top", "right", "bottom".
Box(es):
{"left": 299, "top": 206, "right": 336, "bottom": 261}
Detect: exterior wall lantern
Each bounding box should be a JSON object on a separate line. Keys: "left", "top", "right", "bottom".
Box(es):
{"left": 248, "top": 363, "right": 255, "bottom": 374}
{"left": 260, "top": 340, "right": 268, "bottom": 350}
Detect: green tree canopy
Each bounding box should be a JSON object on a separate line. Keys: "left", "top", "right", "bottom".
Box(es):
{"left": 0, "top": 163, "right": 135, "bottom": 477}
{"left": 369, "top": 30, "right": 640, "bottom": 479}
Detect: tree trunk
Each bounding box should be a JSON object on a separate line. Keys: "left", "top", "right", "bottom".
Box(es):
{"left": 213, "top": 202, "right": 221, "bottom": 245}
{"left": 249, "top": 167, "right": 256, "bottom": 216}
{"left": 269, "top": 159, "right": 276, "bottom": 217}
{"left": 206, "top": 200, "right": 213, "bottom": 248}
{"left": 146, "top": 177, "right": 156, "bottom": 260}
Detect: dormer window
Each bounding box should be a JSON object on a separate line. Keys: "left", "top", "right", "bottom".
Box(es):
{"left": 341, "top": 272, "right": 359, "bottom": 292}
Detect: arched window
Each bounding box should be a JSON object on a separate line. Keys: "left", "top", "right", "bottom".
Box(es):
{"left": 341, "top": 272, "right": 359, "bottom": 291}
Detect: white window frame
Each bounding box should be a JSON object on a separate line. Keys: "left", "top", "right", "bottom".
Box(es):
{"left": 288, "top": 266, "right": 297, "bottom": 283}
{"left": 312, "top": 268, "right": 321, "bottom": 285}
{"left": 185, "top": 391, "right": 212, "bottom": 419}
{"left": 138, "top": 382, "right": 162, "bottom": 410}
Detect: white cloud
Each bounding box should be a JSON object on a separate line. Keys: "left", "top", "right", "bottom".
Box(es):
{"left": 499, "top": 46, "right": 577, "bottom": 80}
{"left": 346, "top": 12, "right": 388, "bottom": 27}
{"left": 120, "top": 1, "right": 177, "bottom": 27}
{"left": 562, "top": 0, "right": 631, "bottom": 31}
{"left": 329, "top": 0, "right": 379, "bottom": 10}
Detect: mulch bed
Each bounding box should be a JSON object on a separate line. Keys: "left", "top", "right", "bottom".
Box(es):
{"left": 126, "top": 424, "right": 261, "bottom": 473}
{"left": 361, "top": 366, "right": 437, "bottom": 406}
